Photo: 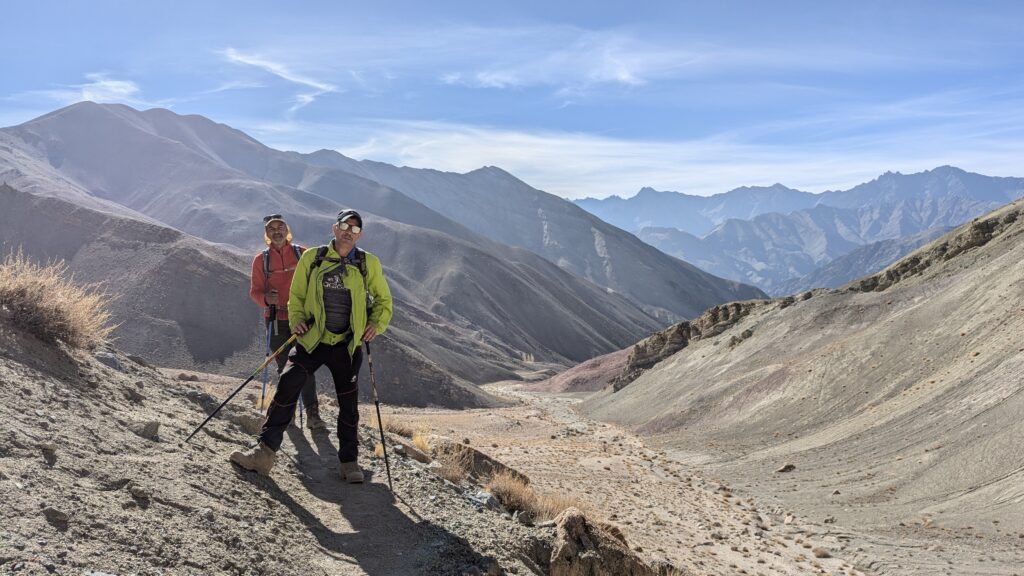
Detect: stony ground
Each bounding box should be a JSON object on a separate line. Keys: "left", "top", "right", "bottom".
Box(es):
{"left": 391, "top": 380, "right": 870, "bottom": 576}
{"left": 0, "top": 320, "right": 556, "bottom": 576}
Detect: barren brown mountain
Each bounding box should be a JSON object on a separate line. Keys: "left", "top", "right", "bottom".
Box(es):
{"left": 570, "top": 199, "right": 1024, "bottom": 574}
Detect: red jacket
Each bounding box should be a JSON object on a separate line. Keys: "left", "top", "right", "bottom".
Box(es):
{"left": 250, "top": 243, "right": 305, "bottom": 320}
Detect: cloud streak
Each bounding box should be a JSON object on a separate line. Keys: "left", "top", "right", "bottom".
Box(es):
{"left": 222, "top": 47, "right": 338, "bottom": 115}
{"left": 244, "top": 102, "right": 1024, "bottom": 200}
{"left": 5, "top": 73, "right": 162, "bottom": 108}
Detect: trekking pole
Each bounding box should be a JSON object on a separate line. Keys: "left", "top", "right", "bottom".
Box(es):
{"left": 184, "top": 333, "right": 298, "bottom": 444}
{"left": 364, "top": 341, "right": 393, "bottom": 491}
{"left": 259, "top": 306, "right": 275, "bottom": 416}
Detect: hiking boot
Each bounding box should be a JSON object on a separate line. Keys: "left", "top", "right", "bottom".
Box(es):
{"left": 306, "top": 410, "right": 329, "bottom": 432}
{"left": 340, "top": 461, "right": 364, "bottom": 484}
{"left": 229, "top": 442, "right": 276, "bottom": 475}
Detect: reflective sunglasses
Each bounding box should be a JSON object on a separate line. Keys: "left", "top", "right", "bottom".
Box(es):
{"left": 262, "top": 213, "right": 283, "bottom": 223}
{"left": 337, "top": 221, "right": 362, "bottom": 234}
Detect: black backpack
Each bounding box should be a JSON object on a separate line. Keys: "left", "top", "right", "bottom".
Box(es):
{"left": 307, "top": 245, "right": 371, "bottom": 304}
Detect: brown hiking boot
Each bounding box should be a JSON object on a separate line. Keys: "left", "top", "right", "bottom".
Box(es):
{"left": 229, "top": 442, "right": 276, "bottom": 475}
{"left": 306, "top": 410, "right": 329, "bottom": 432}
{"left": 340, "top": 461, "right": 364, "bottom": 484}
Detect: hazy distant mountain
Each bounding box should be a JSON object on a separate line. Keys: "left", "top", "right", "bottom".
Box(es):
{"left": 774, "top": 226, "right": 952, "bottom": 296}
{"left": 293, "top": 151, "right": 765, "bottom": 321}
{"left": 577, "top": 183, "right": 817, "bottom": 237}
{"left": 638, "top": 205, "right": 865, "bottom": 293}
{"left": 599, "top": 167, "right": 1024, "bottom": 294}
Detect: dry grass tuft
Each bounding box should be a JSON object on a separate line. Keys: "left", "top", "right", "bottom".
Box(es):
{"left": 435, "top": 443, "right": 474, "bottom": 484}
{"left": 485, "top": 470, "right": 584, "bottom": 521}
{"left": 382, "top": 417, "right": 415, "bottom": 438}
{"left": 534, "top": 492, "right": 586, "bottom": 521}
{"left": 812, "top": 547, "right": 832, "bottom": 559}
{"left": 0, "top": 250, "right": 114, "bottom": 349}
{"left": 373, "top": 442, "right": 385, "bottom": 458}
{"left": 412, "top": 431, "right": 431, "bottom": 454}
{"left": 486, "top": 470, "right": 537, "bottom": 513}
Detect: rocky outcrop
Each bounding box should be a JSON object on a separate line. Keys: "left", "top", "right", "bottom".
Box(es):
{"left": 610, "top": 301, "right": 766, "bottom": 391}
{"left": 549, "top": 508, "right": 663, "bottom": 576}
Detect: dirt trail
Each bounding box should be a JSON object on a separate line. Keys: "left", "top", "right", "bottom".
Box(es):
{"left": 391, "top": 381, "right": 871, "bottom": 575}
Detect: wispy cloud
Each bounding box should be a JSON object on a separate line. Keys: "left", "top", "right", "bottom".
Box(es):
{"left": 5, "top": 73, "right": 162, "bottom": 108}
{"left": 242, "top": 99, "right": 1024, "bottom": 200}
{"left": 221, "top": 47, "right": 338, "bottom": 116}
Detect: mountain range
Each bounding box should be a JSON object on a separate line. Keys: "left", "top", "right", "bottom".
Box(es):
{"left": 0, "top": 102, "right": 761, "bottom": 406}
{"left": 578, "top": 168, "right": 1024, "bottom": 294}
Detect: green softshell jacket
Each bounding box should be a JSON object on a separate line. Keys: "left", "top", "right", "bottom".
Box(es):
{"left": 287, "top": 242, "right": 393, "bottom": 357}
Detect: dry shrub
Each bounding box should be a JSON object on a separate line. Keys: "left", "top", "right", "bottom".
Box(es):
{"left": 486, "top": 471, "right": 584, "bottom": 521}
{"left": 382, "top": 417, "right": 414, "bottom": 438}
{"left": 435, "top": 443, "right": 474, "bottom": 484}
{"left": 0, "top": 250, "right": 114, "bottom": 349}
{"left": 812, "top": 547, "right": 832, "bottom": 559}
{"left": 533, "top": 492, "right": 585, "bottom": 521}
{"left": 487, "top": 470, "right": 537, "bottom": 513}
{"left": 412, "top": 431, "right": 431, "bottom": 454}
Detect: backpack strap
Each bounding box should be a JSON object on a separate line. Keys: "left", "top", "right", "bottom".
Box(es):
{"left": 351, "top": 247, "right": 368, "bottom": 278}
{"left": 305, "top": 245, "right": 331, "bottom": 283}
{"left": 264, "top": 244, "right": 304, "bottom": 281}
{"left": 261, "top": 249, "right": 271, "bottom": 281}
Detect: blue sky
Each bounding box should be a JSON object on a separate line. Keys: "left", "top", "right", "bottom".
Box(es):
{"left": 2, "top": 1, "right": 1022, "bottom": 198}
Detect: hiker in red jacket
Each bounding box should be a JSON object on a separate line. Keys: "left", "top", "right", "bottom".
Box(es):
{"left": 249, "top": 214, "right": 326, "bottom": 431}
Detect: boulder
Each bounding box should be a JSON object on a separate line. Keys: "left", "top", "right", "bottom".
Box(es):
{"left": 549, "top": 507, "right": 656, "bottom": 576}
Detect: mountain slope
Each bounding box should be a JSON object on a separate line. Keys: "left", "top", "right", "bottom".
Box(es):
{"left": 0, "top": 317, "right": 577, "bottom": 575}
{"left": 774, "top": 225, "right": 952, "bottom": 295}
{"left": 0, "top": 103, "right": 667, "bottom": 372}
{"left": 582, "top": 199, "right": 1024, "bottom": 555}
{"left": 295, "top": 151, "right": 766, "bottom": 321}
{"left": 0, "top": 183, "right": 525, "bottom": 407}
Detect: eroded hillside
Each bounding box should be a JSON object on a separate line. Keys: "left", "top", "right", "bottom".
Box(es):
{"left": 579, "top": 199, "right": 1024, "bottom": 574}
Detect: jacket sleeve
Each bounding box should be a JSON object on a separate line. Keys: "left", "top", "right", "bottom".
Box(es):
{"left": 367, "top": 255, "right": 393, "bottom": 333}
{"left": 249, "top": 253, "right": 267, "bottom": 308}
{"left": 288, "top": 250, "right": 312, "bottom": 332}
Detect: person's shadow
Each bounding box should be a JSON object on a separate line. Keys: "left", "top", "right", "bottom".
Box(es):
{"left": 234, "top": 424, "right": 493, "bottom": 575}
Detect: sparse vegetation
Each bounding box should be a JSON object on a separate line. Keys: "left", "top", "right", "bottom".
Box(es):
{"left": 485, "top": 470, "right": 585, "bottom": 521}
{"left": 0, "top": 250, "right": 114, "bottom": 349}
{"left": 412, "top": 431, "right": 431, "bottom": 454}
{"left": 434, "top": 443, "right": 474, "bottom": 484}
{"left": 382, "top": 417, "right": 415, "bottom": 438}
{"left": 812, "top": 547, "right": 832, "bottom": 558}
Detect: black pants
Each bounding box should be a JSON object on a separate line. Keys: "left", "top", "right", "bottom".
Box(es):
{"left": 259, "top": 340, "right": 363, "bottom": 463}
{"left": 267, "top": 320, "right": 318, "bottom": 413}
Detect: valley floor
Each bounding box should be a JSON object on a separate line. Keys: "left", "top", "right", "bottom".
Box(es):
{"left": 390, "top": 380, "right": 1024, "bottom": 576}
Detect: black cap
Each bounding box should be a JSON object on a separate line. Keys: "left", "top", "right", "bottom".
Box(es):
{"left": 337, "top": 209, "right": 362, "bottom": 227}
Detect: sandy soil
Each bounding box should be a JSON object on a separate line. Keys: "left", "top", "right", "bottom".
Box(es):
{"left": 390, "top": 379, "right": 872, "bottom": 575}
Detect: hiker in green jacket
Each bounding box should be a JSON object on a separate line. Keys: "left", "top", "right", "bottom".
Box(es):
{"left": 231, "top": 209, "right": 394, "bottom": 483}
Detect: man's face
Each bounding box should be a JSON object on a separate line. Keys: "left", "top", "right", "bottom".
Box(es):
{"left": 333, "top": 218, "right": 362, "bottom": 253}
{"left": 266, "top": 221, "right": 288, "bottom": 246}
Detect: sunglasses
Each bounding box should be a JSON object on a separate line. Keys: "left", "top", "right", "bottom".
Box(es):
{"left": 263, "top": 214, "right": 283, "bottom": 223}
{"left": 337, "top": 221, "right": 362, "bottom": 234}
